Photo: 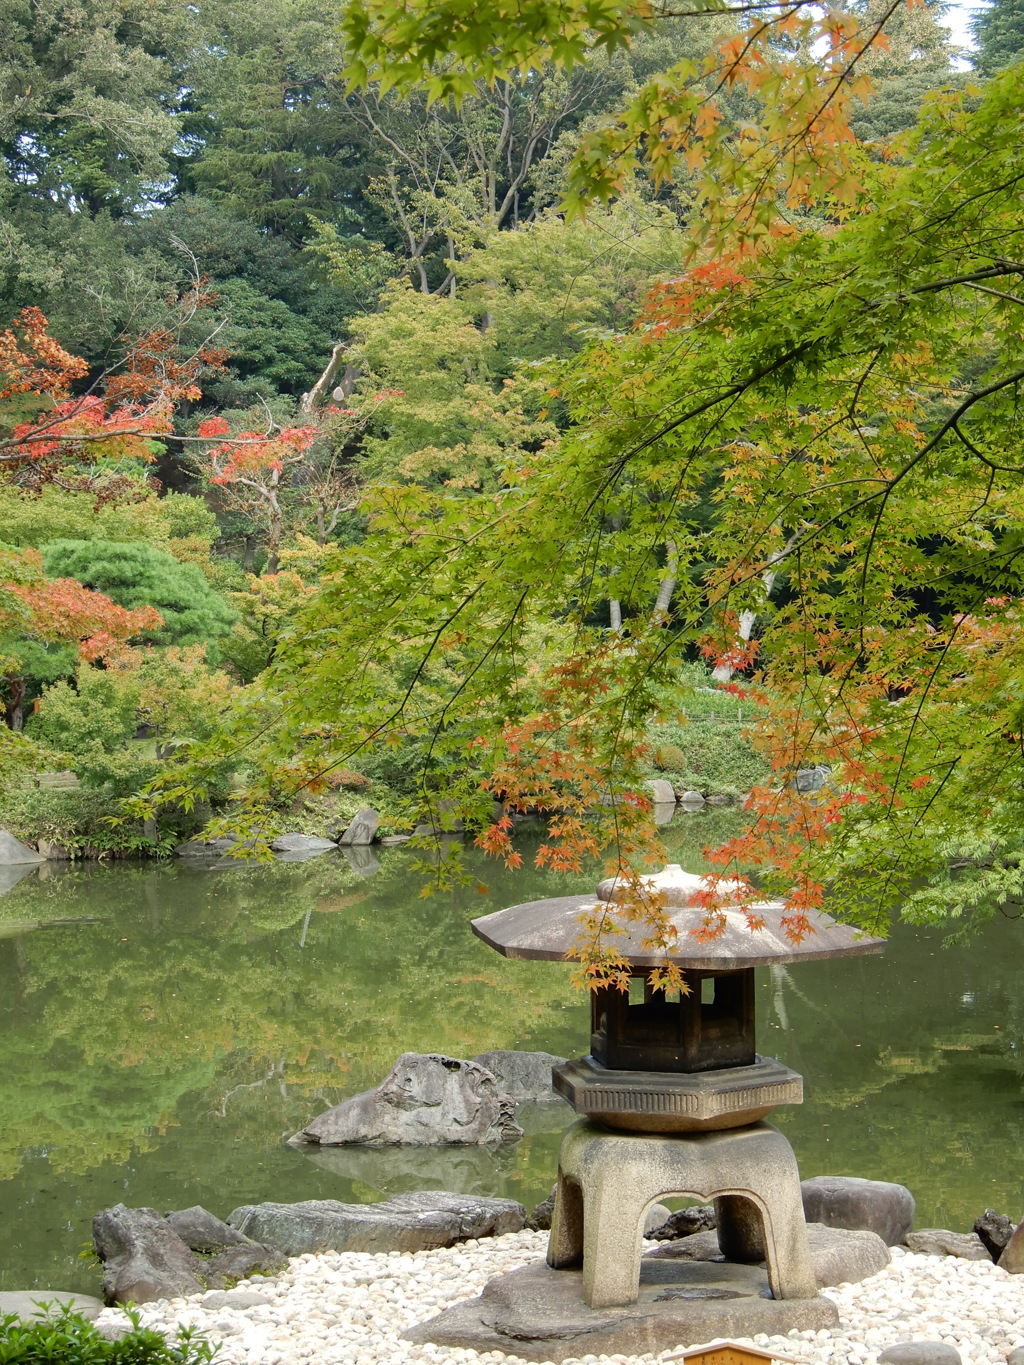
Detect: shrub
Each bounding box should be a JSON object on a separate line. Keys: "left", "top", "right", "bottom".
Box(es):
{"left": 0, "top": 788, "right": 204, "bottom": 854}
{"left": 0, "top": 1303, "right": 218, "bottom": 1363}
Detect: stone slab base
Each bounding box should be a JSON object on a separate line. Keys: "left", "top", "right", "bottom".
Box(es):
{"left": 403, "top": 1258, "right": 839, "bottom": 1362}
{"left": 0, "top": 1290, "right": 104, "bottom": 1323}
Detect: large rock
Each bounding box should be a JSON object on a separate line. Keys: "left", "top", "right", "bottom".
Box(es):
{"left": 0, "top": 1290, "right": 104, "bottom": 1323}
{"left": 471, "top": 1050, "right": 566, "bottom": 1102}
{"left": 645, "top": 779, "right": 677, "bottom": 805}
{"left": 975, "top": 1208, "right": 1015, "bottom": 1260}
{"left": 338, "top": 807, "right": 379, "bottom": 845}
{"left": 92, "top": 1205, "right": 206, "bottom": 1305}
{"left": 299, "top": 1052, "right": 523, "bottom": 1146}
{"left": 801, "top": 1175, "right": 914, "bottom": 1246}
{"left": 164, "top": 1205, "right": 253, "bottom": 1254}
{"left": 404, "top": 1258, "right": 838, "bottom": 1363}
{"left": 228, "top": 1191, "right": 525, "bottom": 1256}
{"left": 648, "top": 1221, "right": 889, "bottom": 1288}
{"left": 0, "top": 830, "right": 43, "bottom": 865}
{"left": 905, "top": 1229, "right": 989, "bottom": 1260}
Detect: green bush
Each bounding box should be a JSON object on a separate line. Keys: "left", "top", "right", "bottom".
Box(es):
{"left": 0, "top": 1304, "right": 217, "bottom": 1363}
{"left": 0, "top": 788, "right": 203, "bottom": 855}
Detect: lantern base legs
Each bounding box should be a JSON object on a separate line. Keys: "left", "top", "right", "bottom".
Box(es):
{"left": 548, "top": 1118, "right": 818, "bottom": 1309}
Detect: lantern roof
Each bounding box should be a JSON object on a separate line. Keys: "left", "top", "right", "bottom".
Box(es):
{"left": 470, "top": 864, "right": 885, "bottom": 970}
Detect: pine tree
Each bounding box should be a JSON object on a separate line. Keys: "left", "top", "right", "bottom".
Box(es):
{"left": 971, "top": 0, "right": 1024, "bottom": 74}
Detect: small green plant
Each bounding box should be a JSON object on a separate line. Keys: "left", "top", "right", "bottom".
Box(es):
{"left": 0, "top": 1303, "right": 219, "bottom": 1364}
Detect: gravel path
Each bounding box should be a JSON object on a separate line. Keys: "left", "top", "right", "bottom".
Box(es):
{"left": 93, "top": 1231, "right": 1024, "bottom": 1365}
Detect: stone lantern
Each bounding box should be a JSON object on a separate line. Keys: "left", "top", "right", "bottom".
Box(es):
{"left": 470, "top": 865, "right": 885, "bottom": 1315}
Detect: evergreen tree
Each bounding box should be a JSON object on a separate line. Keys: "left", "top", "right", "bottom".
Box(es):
{"left": 971, "top": 0, "right": 1024, "bottom": 73}
{"left": 41, "top": 541, "right": 236, "bottom": 649}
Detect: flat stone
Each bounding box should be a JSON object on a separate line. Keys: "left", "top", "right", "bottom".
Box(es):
{"left": 645, "top": 779, "right": 677, "bottom": 805}
{"left": 877, "top": 1344, "right": 961, "bottom": 1365}
{"left": 999, "top": 1220, "right": 1024, "bottom": 1272}
{"left": 165, "top": 1205, "right": 252, "bottom": 1253}
{"left": 299, "top": 1052, "right": 523, "bottom": 1146}
{"left": 201, "top": 1290, "right": 274, "bottom": 1310}
{"left": 801, "top": 1175, "right": 914, "bottom": 1246}
{"left": 680, "top": 791, "right": 706, "bottom": 806}
{"left": 228, "top": 1191, "right": 526, "bottom": 1256}
{"left": 404, "top": 1257, "right": 838, "bottom": 1363}
{"left": 0, "top": 1290, "right": 104, "bottom": 1323}
{"left": 647, "top": 1221, "right": 889, "bottom": 1288}
{"left": 380, "top": 835, "right": 412, "bottom": 845}
{"left": 974, "top": 1207, "right": 1014, "bottom": 1259}
{"left": 471, "top": 1050, "right": 567, "bottom": 1102}
{"left": 338, "top": 807, "right": 379, "bottom": 845}
{"left": 906, "top": 1229, "right": 990, "bottom": 1260}
{"left": 0, "top": 830, "right": 44, "bottom": 865}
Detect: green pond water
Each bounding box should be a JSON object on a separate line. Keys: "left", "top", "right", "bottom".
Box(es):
{"left": 1, "top": 810, "right": 1023, "bottom": 1295}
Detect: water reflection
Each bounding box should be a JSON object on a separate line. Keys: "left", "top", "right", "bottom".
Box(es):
{"left": 2, "top": 811, "right": 1024, "bottom": 1292}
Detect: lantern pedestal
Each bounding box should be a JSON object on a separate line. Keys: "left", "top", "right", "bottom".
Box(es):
{"left": 548, "top": 1118, "right": 818, "bottom": 1309}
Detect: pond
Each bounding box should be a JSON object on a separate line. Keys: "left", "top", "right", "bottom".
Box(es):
{"left": 1, "top": 811, "right": 1022, "bottom": 1294}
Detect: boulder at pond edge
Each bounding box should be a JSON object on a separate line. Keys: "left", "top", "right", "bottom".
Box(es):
{"left": 801, "top": 1174, "right": 915, "bottom": 1246}
{"left": 228, "top": 1191, "right": 526, "bottom": 1256}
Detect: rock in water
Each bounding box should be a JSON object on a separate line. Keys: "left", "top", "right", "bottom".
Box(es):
{"left": 906, "top": 1229, "right": 990, "bottom": 1260}
{"left": 0, "top": 830, "right": 43, "bottom": 865}
{"left": 270, "top": 833, "right": 337, "bottom": 853}
{"left": 471, "top": 1050, "right": 567, "bottom": 1102}
{"left": 527, "top": 1186, "right": 556, "bottom": 1231}
{"left": 93, "top": 1205, "right": 206, "bottom": 1305}
{"left": 645, "top": 779, "right": 677, "bottom": 805}
{"left": 164, "top": 1206, "right": 253, "bottom": 1254}
{"left": 228, "top": 1191, "right": 525, "bottom": 1256}
{"left": 646, "top": 1205, "right": 718, "bottom": 1241}
{"left": 878, "top": 1345, "right": 962, "bottom": 1365}
{"left": 801, "top": 1175, "right": 915, "bottom": 1246}
{"left": 299, "top": 1052, "right": 523, "bottom": 1146}
{"left": 338, "top": 807, "right": 379, "bottom": 845}
{"left": 974, "top": 1207, "right": 1015, "bottom": 1260}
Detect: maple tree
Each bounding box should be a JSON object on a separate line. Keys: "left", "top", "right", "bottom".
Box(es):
{"left": 343, "top": 0, "right": 926, "bottom": 257}
{"left": 0, "top": 545, "right": 163, "bottom": 731}
{"left": 159, "top": 65, "right": 1024, "bottom": 977}
{"left": 0, "top": 298, "right": 228, "bottom": 494}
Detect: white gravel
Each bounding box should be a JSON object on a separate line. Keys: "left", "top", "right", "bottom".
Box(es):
{"left": 93, "top": 1232, "right": 1024, "bottom": 1365}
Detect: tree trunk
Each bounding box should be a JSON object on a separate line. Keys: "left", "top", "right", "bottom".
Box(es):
{"left": 6, "top": 676, "right": 25, "bottom": 731}
{"left": 243, "top": 536, "right": 256, "bottom": 572}
{"left": 609, "top": 599, "right": 622, "bottom": 632}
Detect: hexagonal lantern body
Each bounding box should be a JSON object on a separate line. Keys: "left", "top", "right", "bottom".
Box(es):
{"left": 471, "top": 864, "right": 885, "bottom": 1133}
{"left": 591, "top": 967, "right": 756, "bottom": 1074}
